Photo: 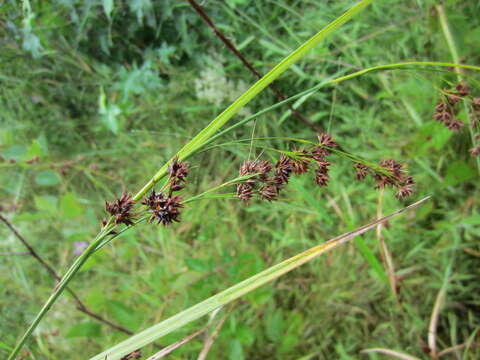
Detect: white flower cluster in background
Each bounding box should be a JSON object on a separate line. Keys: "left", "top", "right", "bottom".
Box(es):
{"left": 194, "top": 55, "right": 251, "bottom": 116}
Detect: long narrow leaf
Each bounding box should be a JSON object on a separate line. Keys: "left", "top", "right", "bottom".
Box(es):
{"left": 133, "top": 0, "right": 374, "bottom": 201}
{"left": 90, "top": 197, "right": 430, "bottom": 360}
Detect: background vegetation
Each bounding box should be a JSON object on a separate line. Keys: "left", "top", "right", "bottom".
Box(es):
{"left": 1, "top": 0, "right": 479, "bottom": 359}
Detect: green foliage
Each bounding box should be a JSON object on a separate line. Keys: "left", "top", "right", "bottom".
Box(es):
{"left": 1, "top": 0, "right": 480, "bottom": 359}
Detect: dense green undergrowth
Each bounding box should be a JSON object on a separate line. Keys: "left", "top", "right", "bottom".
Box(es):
{"left": 1, "top": 0, "right": 479, "bottom": 359}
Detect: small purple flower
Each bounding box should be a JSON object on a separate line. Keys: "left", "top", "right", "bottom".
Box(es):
{"left": 73, "top": 241, "right": 88, "bottom": 255}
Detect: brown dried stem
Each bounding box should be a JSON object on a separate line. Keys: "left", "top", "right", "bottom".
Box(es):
{"left": 186, "top": 0, "right": 321, "bottom": 132}
{"left": 0, "top": 213, "right": 133, "bottom": 336}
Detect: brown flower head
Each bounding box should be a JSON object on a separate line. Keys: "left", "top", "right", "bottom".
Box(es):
{"left": 469, "top": 145, "right": 480, "bottom": 157}
{"left": 434, "top": 109, "right": 452, "bottom": 123}
{"left": 354, "top": 163, "right": 369, "bottom": 181}
{"left": 237, "top": 183, "right": 254, "bottom": 203}
{"left": 105, "top": 193, "right": 135, "bottom": 226}
{"left": 472, "top": 97, "right": 480, "bottom": 110}
{"left": 395, "top": 176, "right": 415, "bottom": 199}
{"left": 259, "top": 184, "right": 278, "bottom": 201}
{"left": 456, "top": 82, "right": 469, "bottom": 97}
{"left": 312, "top": 133, "right": 338, "bottom": 160}
{"left": 239, "top": 160, "right": 260, "bottom": 185}
{"left": 256, "top": 160, "right": 273, "bottom": 182}
{"left": 273, "top": 154, "right": 293, "bottom": 187}
{"left": 146, "top": 192, "right": 183, "bottom": 226}
{"left": 373, "top": 159, "right": 405, "bottom": 189}
{"left": 143, "top": 190, "right": 183, "bottom": 226}
{"left": 313, "top": 157, "right": 331, "bottom": 187}
{"left": 168, "top": 157, "right": 189, "bottom": 192}
{"left": 291, "top": 149, "right": 310, "bottom": 175}
{"left": 447, "top": 119, "right": 464, "bottom": 131}
{"left": 314, "top": 170, "right": 329, "bottom": 187}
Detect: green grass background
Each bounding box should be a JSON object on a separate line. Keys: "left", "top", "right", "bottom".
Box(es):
{"left": 1, "top": 0, "right": 479, "bottom": 359}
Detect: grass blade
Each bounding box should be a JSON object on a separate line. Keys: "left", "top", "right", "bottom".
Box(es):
{"left": 133, "top": 0, "right": 375, "bottom": 201}
{"left": 89, "top": 197, "right": 430, "bottom": 360}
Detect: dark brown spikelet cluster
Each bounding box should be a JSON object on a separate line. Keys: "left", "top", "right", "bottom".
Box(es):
{"left": 433, "top": 82, "right": 470, "bottom": 131}
{"left": 168, "top": 157, "right": 189, "bottom": 192}
{"left": 353, "top": 159, "right": 415, "bottom": 199}
{"left": 236, "top": 133, "right": 341, "bottom": 203}
{"left": 142, "top": 191, "right": 183, "bottom": 225}
{"left": 143, "top": 159, "right": 189, "bottom": 226}
{"left": 236, "top": 160, "right": 274, "bottom": 202}
{"left": 433, "top": 83, "right": 480, "bottom": 157}
{"left": 105, "top": 193, "right": 135, "bottom": 226}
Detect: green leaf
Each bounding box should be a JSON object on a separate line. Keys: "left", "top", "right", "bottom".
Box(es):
{"left": 34, "top": 195, "right": 57, "bottom": 214}
{"left": 266, "top": 309, "right": 284, "bottom": 342}
{"left": 229, "top": 339, "right": 244, "bottom": 360}
{"left": 2, "top": 145, "right": 27, "bottom": 161}
{"left": 67, "top": 322, "right": 101, "bottom": 338}
{"left": 444, "top": 161, "right": 476, "bottom": 186}
{"left": 185, "top": 258, "right": 210, "bottom": 272}
{"left": 60, "top": 193, "right": 84, "bottom": 219}
{"left": 35, "top": 170, "right": 60, "bottom": 186}
{"left": 103, "top": 0, "right": 114, "bottom": 20}
{"left": 108, "top": 301, "right": 140, "bottom": 330}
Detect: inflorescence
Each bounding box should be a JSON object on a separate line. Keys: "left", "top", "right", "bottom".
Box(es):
{"left": 236, "top": 133, "right": 415, "bottom": 203}
{"left": 104, "top": 157, "right": 190, "bottom": 229}
{"left": 433, "top": 82, "right": 480, "bottom": 157}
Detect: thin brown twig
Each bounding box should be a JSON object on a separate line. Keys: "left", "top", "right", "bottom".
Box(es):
{"left": 376, "top": 189, "right": 399, "bottom": 302}
{"left": 197, "top": 315, "right": 227, "bottom": 360}
{"left": 186, "top": 0, "right": 321, "bottom": 132}
{"left": 0, "top": 213, "right": 133, "bottom": 336}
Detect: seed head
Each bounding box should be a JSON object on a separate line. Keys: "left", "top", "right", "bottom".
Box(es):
{"left": 456, "top": 82, "right": 469, "bottom": 97}
{"left": 168, "top": 157, "right": 189, "bottom": 192}
{"left": 447, "top": 119, "right": 464, "bottom": 131}
{"left": 143, "top": 191, "right": 184, "bottom": 226}
{"left": 273, "top": 154, "right": 293, "bottom": 187}
{"left": 395, "top": 177, "right": 415, "bottom": 199}
{"left": 256, "top": 160, "right": 273, "bottom": 182}
{"left": 472, "top": 97, "right": 480, "bottom": 110}
{"left": 434, "top": 110, "right": 452, "bottom": 123}
{"left": 237, "top": 183, "right": 254, "bottom": 203}
{"left": 469, "top": 146, "right": 480, "bottom": 157}
{"left": 312, "top": 133, "right": 338, "bottom": 159}
{"left": 314, "top": 170, "right": 329, "bottom": 187}
{"left": 105, "top": 193, "right": 135, "bottom": 226}
{"left": 239, "top": 160, "right": 260, "bottom": 185}
{"left": 354, "top": 163, "right": 369, "bottom": 181}
{"left": 291, "top": 150, "right": 310, "bottom": 175}
{"left": 259, "top": 184, "right": 278, "bottom": 201}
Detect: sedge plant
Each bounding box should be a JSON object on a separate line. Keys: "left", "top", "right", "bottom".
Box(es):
{"left": 7, "top": 0, "right": 480, "bottom": 358}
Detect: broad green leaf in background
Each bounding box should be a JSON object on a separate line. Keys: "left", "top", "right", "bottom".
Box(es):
{"left": 444, "top": 161, "right": 476, "bottom": 186}
{"left": 67, "top": 322, "right": 102, "bottom": 338}
{"left": 103, "top": 0, "right": 114, "bottom": 20}
{"left": 35, "top": 170, "right": 60, "bottom": 187}
{"left": 60, "top": 193, "right": 84, "bottom": 219}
